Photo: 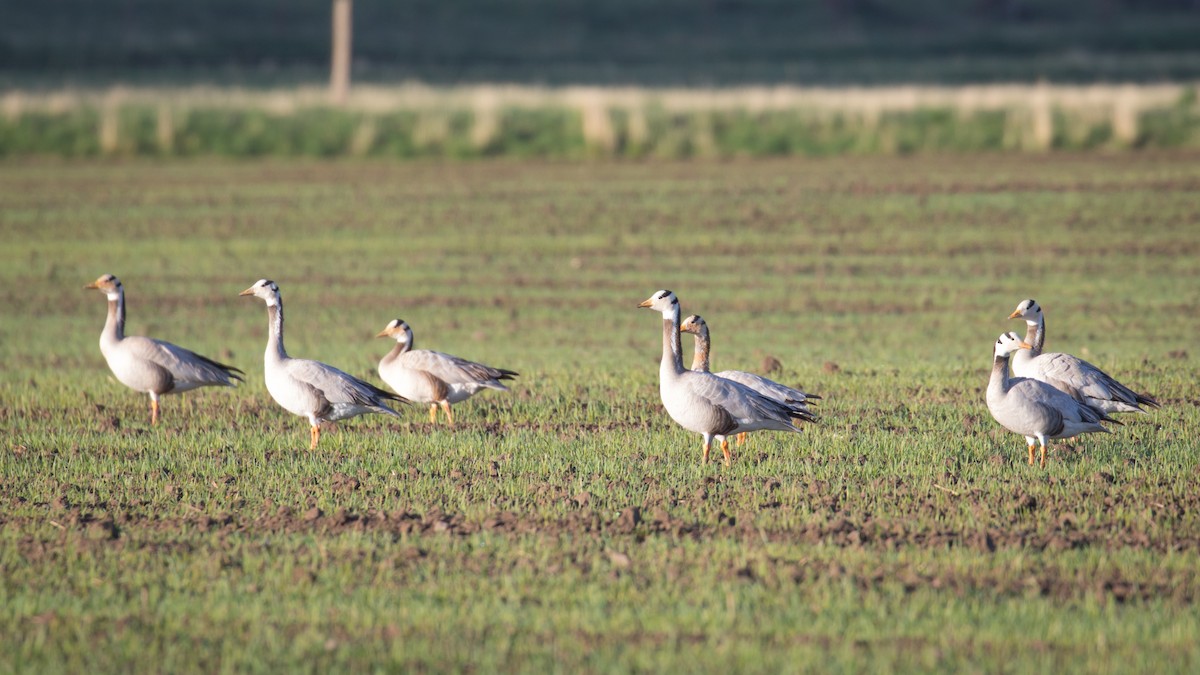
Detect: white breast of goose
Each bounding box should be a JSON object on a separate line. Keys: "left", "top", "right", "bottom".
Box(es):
{"left": 102, "top": 346, "right": 154, "bottom": 393}
{"left": 661, "top": 370, "right": 736, "bottom": 436}
{"left": 265, "top": 366, "right": 315, "bottom": 419}
{"left": 383, "top": 365, "right": 444, "bottom": 405}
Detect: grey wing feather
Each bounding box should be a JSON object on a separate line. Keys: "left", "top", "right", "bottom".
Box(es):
{"left": 286, "top": 359, "right": 406, "bottom": 414}
{"left": 688, "top": 372, "right": 807, "bottom": 427}
{"left": 716, "top": 370, "right": 819, "bottom": 405}
{"left": 1020, "top": 384, "right": 1067, "bottom": 435}
{"left": 401, "top": 350, "right": 517, "bottom": 388}
{"left": 1032, "top": 352, "right": 1156, "bottom": 410}
{"left": 131, "top": 336, "right": 243, "bottom": 386}
{"left": 1015, "top": 378, "right": 1116, "bottom": 428}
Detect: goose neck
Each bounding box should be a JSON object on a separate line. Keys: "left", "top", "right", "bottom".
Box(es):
{"left": 988, "top": 353, "right": 1011, "bottom": 397}
{"left": 1024, "top": 316, "right": 1045, "bottom": 355}
{"left": 102, "top": 289, "right": 126, "bottom": 345}
{"left": 380, "top": 340, "right": 409, "bottom": 366}
{"left": 265, "top": 302, "right": 288, "bottom": 362}
{"left": 661, "top": 306, "right": 684, "bottom": 376}
{"left": 689, "top": 329, "right": 711, "bottom": 372}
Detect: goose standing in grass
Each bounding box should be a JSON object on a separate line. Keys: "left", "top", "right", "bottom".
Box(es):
{"left": 986, "top": 332, "right": 1117, "bottom": 467}
{"left": 375, "top": 319, "right": 518, "bottom": 426}
{"left": 84, "top": 273, "right": 243, "bottom": 425}
{"left": 679, "top": 314, "right": 819, "bottom": 445}
{"left": 240, "top": 279, "right": 406, "bottom": 449}
{"left": 1008, "top": 298, "right": 1159, "bottom": 414}
{"left": 637, "top": 290, "right": 815, "bottom": 466}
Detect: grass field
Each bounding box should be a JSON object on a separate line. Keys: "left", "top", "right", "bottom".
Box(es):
{"left": 2, "top": 153, "right": 1200, "bottom": 671}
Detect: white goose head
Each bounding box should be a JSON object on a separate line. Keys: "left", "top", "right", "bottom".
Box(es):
{"left": 1008, "top": 298, "right": 1043, "bottom": 325}
{"left": 994, "top": 331, "right": 1033, "bottom": 359}
{"left": 239, "top": 279, "right": 281, "bottom": 306}
{"left": 637, "top": 289, "right": 679, "bottom": 315}
{"left": 375, "top": 319, "right": 413, "bottom": 343}
{"left": 679, "top": 314, "right": 708, "bottom": 337}
{"left": 84, "top": 273, "right": 123, "bottom": 301}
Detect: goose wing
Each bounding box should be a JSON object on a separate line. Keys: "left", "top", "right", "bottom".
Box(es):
{"left": 1011, "top": 378, "right": 1115, "bottom": 430}
{"left": 400, "top": 350, "right": 517, "bottom": 388}
{"left": 716, "top": 369, "right": 819, "bottom": 405}
{"left": 125, "top": 336, "right": 244, "bottom": 386}
{"left": 685, "top": 371, "right": 808, "bottom": 428}
{"left": 1031, "top": 352, "right": 1157, "bottom": 411}
{"left": 285, "top": 358, "right": 406, "bottom": 414}
{"left": 1003, "top": 379, "right": 1067, "bottom": 435}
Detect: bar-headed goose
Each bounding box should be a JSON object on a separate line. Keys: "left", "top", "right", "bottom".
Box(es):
{"left": 638, "top": 290, "right": 814, "bottom": 466}
{"left": 375, "top": 319, "right": 517, "bottom": 426}
{"left": 987, "top": 331, "right": 1117, "bottom": 466}
{"left": 84, "top": 273, "right": 243, "bottom": 425}
{"left": 1008, "top": 298, "right": 1159, "bottom": 414}
{"left": 679, "top": 314, "right": 819, "bottom": 445}
{"left": 240, "top": 279, "right": 406, "bottom": 449}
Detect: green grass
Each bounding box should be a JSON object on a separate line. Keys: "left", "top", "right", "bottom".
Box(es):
{"left": 2, "top": 154, "right": 1200, "bottom": 671}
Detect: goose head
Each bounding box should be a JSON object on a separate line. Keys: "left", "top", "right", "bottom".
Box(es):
{"left": 1008, "top": 298, "right": 1042, "bottom": 325}
{"left": 679, "top": 314, "right": 709, "bottom": 337}
{"left": 994, "top": 331, "right": 1033, "bottom": 358}
{"left": 84, "top": 273, "right": 123, "bottom": 301}
{"left": 239, "top": 279, "right": 281, "bottom": 306}
{"left": 637, "top": 289, "right": 679, "bottom": 315}
{"left": 375, "top": 319, "right": 413, "bottom": 343}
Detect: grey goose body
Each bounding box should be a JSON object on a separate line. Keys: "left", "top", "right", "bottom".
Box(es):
{"left": 376, "top": 319, "right": 517, "bottom": 426}
{"left": 85, "top": 274, "right": 243, "bottom": 425}
{"left": 986, "top": 332, "right": 1116, "bottom": 466}
{"left": 240, "top": 279, "right": 406, "bottom": 449}
{"left": 1009, "top": 298, "right": 1159, "bottom": 414}
{"left": 638, "top": 290, "right": 812, "bottom": 466}
{"left": 679, "top": 314, "right": 818, "bottom": 444}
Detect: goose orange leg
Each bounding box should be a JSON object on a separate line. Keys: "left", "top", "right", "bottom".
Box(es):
{"left": 439, "top": 401, "right": 454, "bottom": 427}
{"left": 309, "top": 425, "right": 321, "bottom": 450}
{"left": 721, "top": 439, "right": 732, "bottom": 467}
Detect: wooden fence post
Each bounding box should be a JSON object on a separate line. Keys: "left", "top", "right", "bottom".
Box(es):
{"left": 331, "top": 0, "right": 353, "bottom": 105}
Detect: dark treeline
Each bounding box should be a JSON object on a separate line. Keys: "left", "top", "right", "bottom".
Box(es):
{"left": 3, "top": 0, "right": 1200, "bottom": 86}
